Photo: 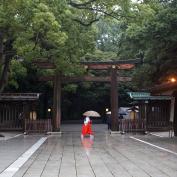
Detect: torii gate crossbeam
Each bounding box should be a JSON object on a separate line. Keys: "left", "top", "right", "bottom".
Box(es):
{"left": 33, "top": 58, "right": 141, "bottom": 131}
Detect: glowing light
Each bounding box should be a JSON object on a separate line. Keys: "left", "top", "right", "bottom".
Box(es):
{"left": 170, "top": 78, "right": 176, "bottom": 83}
{"left": 48, "top": 108, "right": 51, "bottom": 112}
{"left": 106, "top": 108, "right": 109, "bottom": 112}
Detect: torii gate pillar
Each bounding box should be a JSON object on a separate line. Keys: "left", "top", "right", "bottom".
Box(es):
{"left": 53, "top": 72, "right": 61, "bottom": 131}
{"left": 110, "top": 66, "right": 118, "bottom": 131}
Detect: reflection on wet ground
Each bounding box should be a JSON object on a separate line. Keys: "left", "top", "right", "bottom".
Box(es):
{"left": 81, "top": 136, "right": 94, "bottom": 156}
{"left": 0, "top": 124, "right": 177, "bottom": 177}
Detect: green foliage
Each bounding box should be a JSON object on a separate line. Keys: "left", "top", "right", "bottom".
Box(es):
{"left": 62, "top": 82, "right": 111, "bottom": 120}
{"left": 84, "top": 49, "right": 117, "bottom": 61}
{"left": 95, "top": 19, "right": 123, "bottom": 53}
{"left": 13, "top": 1, "right": 68, "bottom": 60}
{"left": 132, "top": 64, "right": 157, "bottom": 89}
{"left": 63, "top": 84, "right": 78, "bottom": 93}
{"left": 1, "top": 0, "right": 98, "bottom": 91}
{"left": 118, "top": 84, "right": 133, "bottom": 106}
{"left": 115, "top": 0, "right": 177, "bottom": 88}
{"left": 7, "top": 60, "right": 27, "bottom": 89}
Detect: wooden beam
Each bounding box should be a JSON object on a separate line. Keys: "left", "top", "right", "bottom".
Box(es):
{"left": 62, "top": 76, "right": 110, "bottom": 82}
{"left": 63, "top": 76, "right": 132, "bottom": 82}
{"left": 118, "top": 64, "right": 135, "bottom": 70}
{"left": 85, "top": 64, "right": 135, "bottom": 70}
{"left": 150, "top": 82, "right": 177, "bottom": 93}
{"left": 81, "top": 58, "right": 142, "bottom": 65}
{"left": 39, "top": 75, "right": 132, "bottom": 82}
{"left": 33, "top": 58, "right": 142, "bottom": 70}
{"left": 0, "top": 93, "right": 40, "bottom": 101}
{"left": 81, "top": 58, "right": 142, "bottom": 70}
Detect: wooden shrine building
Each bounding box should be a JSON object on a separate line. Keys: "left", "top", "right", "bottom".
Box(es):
{"left": 128, "top": 92, "right": 174, "bottom": 132}
{"left": 0, "top": 93, "right": 40, "bottom": 131}
{"left": 151, "top": 82, "right": 177, "bottom": 136}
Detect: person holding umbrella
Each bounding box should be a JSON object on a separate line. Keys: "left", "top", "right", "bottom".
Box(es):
{"left": 81, "top": 110, "right": 100, "bottom": 139}
{"left": 81, "top": 116, "right": 94, "bottom": 138}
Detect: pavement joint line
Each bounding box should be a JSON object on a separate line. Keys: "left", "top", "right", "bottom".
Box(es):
{"left": 2, "top": 134, "right": 23, "bottom": 141}
{"left": 149, "top": 133, "right": 164, "bottom": 138}
{"left": 0, "top": 137, "right": 47, "bottom": 177}
{"left": 129, "top": 136, "right": 177, "bottom": 156}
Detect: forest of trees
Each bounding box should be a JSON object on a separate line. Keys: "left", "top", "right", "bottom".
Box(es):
{"left": 1, "top": 0, "right": 177, "bottom": 119}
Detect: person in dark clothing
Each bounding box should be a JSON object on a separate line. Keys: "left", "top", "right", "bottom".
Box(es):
{"left": 18, "top": 112, "right": 24, "bottom": 128}
{"left": 106, "top": 114, "right": 111, "bottom": 130}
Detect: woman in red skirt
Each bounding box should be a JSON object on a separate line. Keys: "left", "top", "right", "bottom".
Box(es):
{"left": 81, "top": 117, "right": 94, "bottom": 138}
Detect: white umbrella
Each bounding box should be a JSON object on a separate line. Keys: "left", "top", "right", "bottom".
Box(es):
{"left": 127, "top": 109, "right": 139, "bottom": 113}
{"left": 106, "top": 111, "right": 111, "bottom": 115}
{"left": 83, "top": 110, "right": 101, "bottom": 117}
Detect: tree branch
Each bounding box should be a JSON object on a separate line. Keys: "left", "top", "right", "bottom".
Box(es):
{"left": 73, "top": 18, "right": 99, "bottom": 26}
{"left": 69, "top": 1, "right": 134, "bottom": 23}
{"left": 69, "top": 0, "right": 97, "bottom": 7}
{"left": 33, "top": 32, "right": 40, "bottom": 50}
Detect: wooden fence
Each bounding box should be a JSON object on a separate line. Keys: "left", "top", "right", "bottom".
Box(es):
{"left": 118, "top": 119, "right": 146, "bottom": 133}
{"left": 147, "top": 121, "right": 171, "bottom": 131}
{"left": 118, "top": 118, "right": 173, "bottom": 134}
{"left": 0, "top": 103, "right": 23, "bottom": 130}
{"left": 24, "top": 119, "right": 52, "bottom": 133}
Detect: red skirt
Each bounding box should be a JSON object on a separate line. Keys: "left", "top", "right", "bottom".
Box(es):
{"left": 81, "top": 122, "right": 93, "bottom": 136}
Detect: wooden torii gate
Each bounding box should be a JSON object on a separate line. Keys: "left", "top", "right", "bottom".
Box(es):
{"left": 34, "top": 59, "right": 141, "bottom": 131}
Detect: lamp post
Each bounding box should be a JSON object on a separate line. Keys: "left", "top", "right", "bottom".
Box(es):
{"left": 48, "top": 108, "right": 52, "bottom": 119}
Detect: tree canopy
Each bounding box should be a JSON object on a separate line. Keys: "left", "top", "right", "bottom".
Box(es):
{"left": 0, "top": 0, "right": 134, "bottom": 92}
{"left": 116, "top": 0, "right": 177, "bottom": 88}
{"left": 1, "top": 0, "right": 177, "bottom": 119}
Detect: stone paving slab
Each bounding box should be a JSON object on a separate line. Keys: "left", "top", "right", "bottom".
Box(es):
{"left": 0, "top": 135, "right": 44, "bottom": 175}
{"left": 0, "top": 132, "right": 23, "bottom": 141}
{"left": 1, "top": 124, "right": 177, "bottom": 177}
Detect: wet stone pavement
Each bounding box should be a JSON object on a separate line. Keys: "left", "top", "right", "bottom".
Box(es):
{"left": 0, "top": 124, "right": 177, "bottom": 177}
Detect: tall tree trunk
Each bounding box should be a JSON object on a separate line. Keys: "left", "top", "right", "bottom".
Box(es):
{"left": 0, "top": 32, "right": 3, "bottom": 67}
{"left": 0, "top": 58, "right": 10, "bottom": 93}
{"left": 0, "top": 32, "right": 10, "bottom": 93}
{"left": 0, "top": 32, "right": 4, "bottom": 92}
